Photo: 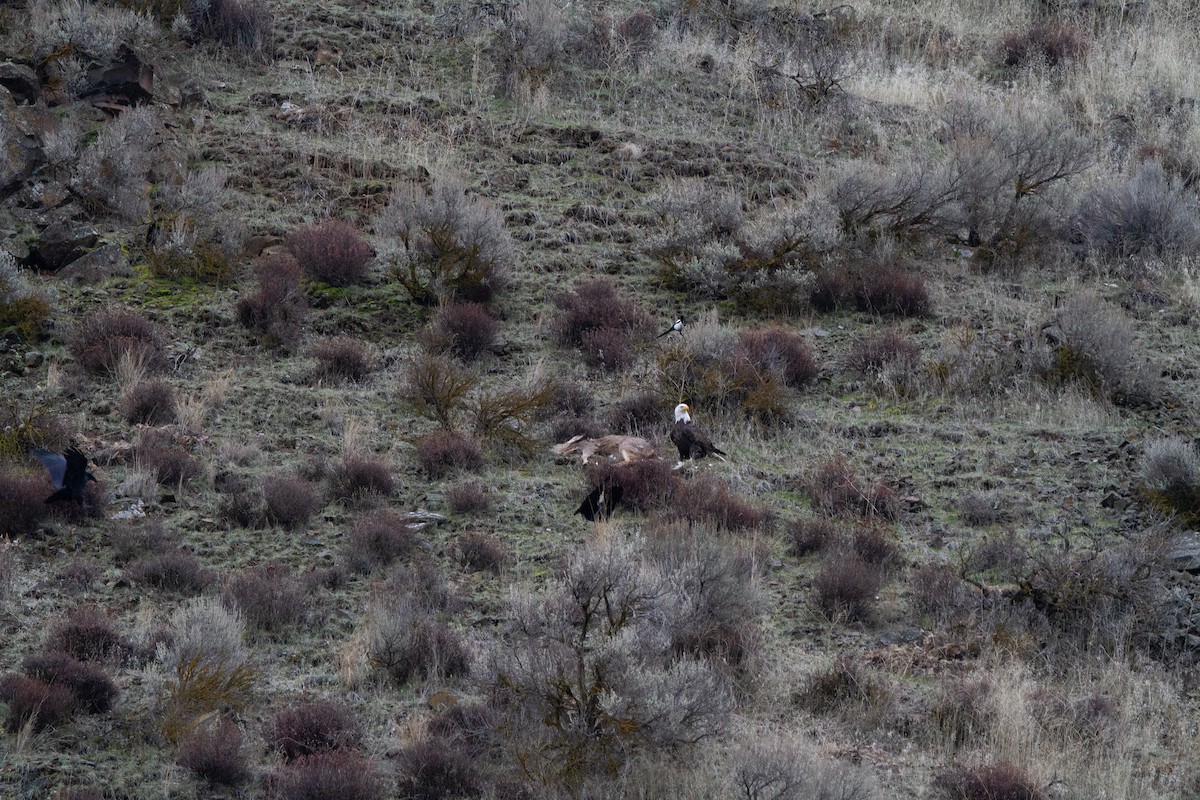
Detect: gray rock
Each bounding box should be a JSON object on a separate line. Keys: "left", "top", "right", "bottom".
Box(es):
{"left": 0, "top": 91, "right": 41, "bottom": 195}
{"left": 1168, "top": 532, "right": 1200, "bottom": 573}
{"left": 0, "top": 62, "right": 38, "bottom": 105}
{"left": 29, "top": 213, "right": 99, "bottom": 271}
{"left": 24, "top": 351, "right": 43, "bottom": 368}
{"left": 57, "top": 242, "right": 131, "bottom": 284}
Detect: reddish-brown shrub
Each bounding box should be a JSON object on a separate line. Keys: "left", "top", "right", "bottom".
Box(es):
{"left": 551, "top": 278, "right": 651, "bottom": 348}
{"left": 265, "top": 699, "right": 363, "bottom": 762}
{"left": 736, "top": 326, "right": 819, "bottom": 388}
{"left": 445, "top": 483, "right": 492, "bottom": 515}
{"left": 456, "top": 531, "right": 509, "bottom": 574}
{"left": 852, "top": 524, "right": 900, "bottom": 570}
{"left": 21, "top": 651, "right": 118, "bottom": 713}
{"left": 426, "top": 302, "right": 500, "bottom": 361}
{"left": 580, "top": 325, "right": 636, "bottom": 372}
{"left": 177, "top": 719, "right": 251, "bottom": 786}
{"left": 304, "top": 565, "right": 347, "bottom": 592}
{"left": 135, "top": 430, "right": 203, "bottom": 487}
{"left": 809, "top": 265, "right": 853, "bottom": 312}
{"left": 263, "top": 475, "right": 323, "bottom": 528}
{"left": 345, "top": 511, "right": 419, "bottom": 573}
{"left": 45, "top": 605, "right": 128, "bottom": 662}
{"left": 585, "top": 459, "right": 681, "bottom": 513}
{"left": 0, "top": 469, "right": 51, "bottom": 535}
{"left": 416, "top": 430, "right": 484, "bottom": 478}
{"left": 0, "top": 673, "right": 75, "bottom": 732}
{"left": 287, "top": 219, "right": 373, "bottom": 287}
{"left": 606, "top": 391, "right": 665, "bottom": 435}
{"left": 798, "top": 655, "right": 886, "bottom": 715}
{"left": 68, "top": 307, "right": 166, "bottom": 377}
{"left": 672, "top": 477, "right": 771, "bottom": 532}
{"left": 808, "top": 456, "right": 899, "bottom": 518}
{"left": 122, "top": 380, "right": 177, "bottom": 425}
{"left": 912, "top": 562, "right": 971, "bottom": 621}
{"left": 786, "top": 517, "right": 839, "bottom": 557}
{"left": 222, "top": 563, "right": 307, "bottom": 633}
{"left": 311, "top": 336, "right": 374, "bottom": 382}
{"left": 813, "top": 556, "right": 883, "bottom": 622}
{"left": 847, "top": 328, "right": 922, "bottom": 374}
{"left": 543, "top": 379, "right": 595, "bottom": 419}
{"left": 857, "top": 266, "right": 931, "bottom": 317}
{"left": 56, "top": 558, "right": 101, "bottom": 588}
{"left": 933, "top": 762, "right": 1049, "bottom": 800}
{"left": 188, "top": 0, "right": 274, "bottom": 54}
{"left": 237, "top": 252, "right": 307, "bottom": 348}
{"left": 617, "top": 10, "right": 658, "bottom": 53}
{"left": 331, "top": 456, "right": 395, "bottom": 500}
{"left": 396, "top": 739, "right": 481, "bottom": 800}
{"left": 425, "top": 703, "right": 497, "bottom": 758}
{"left": 1000, "top": 22, "right": 1088, "bottom": 70}
{"left": 125, "top": 551, "right": 213, "bottom": 594}
{"left": 219, "top": 488, "right": 266, "bottom": 529}
{"left": 271, "top": 750, "right": 385, "bottom": 800}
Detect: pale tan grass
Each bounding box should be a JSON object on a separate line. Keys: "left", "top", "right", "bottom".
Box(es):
{"left": 337, "top": 628, "right": 371, "bottom": 689}
{"left": 340, "top": 416, "right": 371, "bottom": 459}
{"left": 174, "top": 392, "right": 208, "bottom": 437}
{"left": 201, "top": 369, "right": 234, "bottom": 408}
{"left": 216, "top": 439, "right": 258, "bottom": 467}
{"left": 41, "top": 363, "right": 62, "bottom": 395}
{"left": 114, "top": 347, "right": 153, "bottom": 393}
{"left": 117, "top": 463, "right": 159, "bottom": 503}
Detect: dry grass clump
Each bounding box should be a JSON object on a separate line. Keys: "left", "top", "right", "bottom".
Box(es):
{"left": 236, "top": 252, "right": 308, "bottom": 349}
{"left": 1139, "top": 436, "right": 1200, "bottom": 523}
{"left": 125, "top": 551, "right": 213, "bottom": 595}
{"left": 847, "top": 328, "right": 922, "bottom": 375}
{"left": 0, "top": 253, "right": 53, "bottom": 341}
{"left": 286, "top": 219, "right": 373, "bottom": 287}
{"left": 425, "top": 302, "right": 500, "bottom": 361}
{"left": 135, "top": 430, "right": 203, "bottom": 487}
{"left": 330, "top": 455, "right": 394, "bottom": 500}
{"left": 931, "top": 676, "right": 994, "bottom": 750}
{"left": 311, "top": 336, "right": 375, "bottom": 382}
{"left": 186, "top": 0, "right": 274, "bottom": 55}
{"left": 270, "top": 751, "right": 384, "bottom": 800}
{"left": 606, "top": 390, "right": 664, "bottom": 434}
{"left": 375, "top": 176, "right": 513, "bottom": 305}
{"left": 45, "top": 605, "right": 129, "bottom": 662}
{"left": 455, "top": 531, "right": 509, "bottom": 575}
{"left": 416, "top": 429, "right": 485, "bottom": 478}
{"left": 262, "top": 474, "right": 324, "bottom": 528}
{"left": 121, "top": 380, "right": 176, "bottom": 425}
{"left": 932, "top": 762, "right": 1048, "bottom": 800}
{"left": 363, "top": 594, "right": 470, "bottom": 686}
{"left": 812, "top": 556, "right": 884, "bottom": 622}
{"left": 736, "top": 326, "right": 819, "bottom": 389}
{"left": 344, "top": 511, "right": 419, "bottom": 573}
{"left": 807, "top": 456, "right": 899, "bottom": 519}
{"left": 786, "top": 516, "right": 839, "bottom": 558}
{"left": 222, "top": 563, "right": 307, "bottom": 634}
{"left": 551, "top": 278, "right": 652, "bottom": 363}
{"left": 445, "top": 483, "right": 492, "bottom": 515}
{"left": 177, "top": 719, "right": 250, "bottom": 787}
{"left": 911, "top": 562, "right": 972, "bottom": 623}
{"left": 999, "top": 21, "right": 1089, "bottom": 72}
{"left": 69, "top": 307, "right": 166, "bottom": 377}
{"left": 671, "top": 477, "right": 772, "bottom": 532}
{"left": 265, "top": 699, "right": 363, "bottom": 761}
{"left": 796, "top": 655, "right": 888, "bottom": 717}
{"left": 0, "top": 469, "right": 51, "bottom": 536}
{"left": 395, "top": 739, "right": 481, "bottom": 800}
{"left": 957, "top": 491, "right": 1010, "bottom": 527}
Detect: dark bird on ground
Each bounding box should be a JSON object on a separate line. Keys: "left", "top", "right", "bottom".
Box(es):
{"left": 656, "top": 317, "right": 685, "bottom": 339}
{"left": 670, "top": 403, "right": 727, "bottom": 468}
{"left": 575, "top": 482, "right": 625, "bottom": 522}
{"left": 32, "top": 447, "right": 97, "bottom": 504}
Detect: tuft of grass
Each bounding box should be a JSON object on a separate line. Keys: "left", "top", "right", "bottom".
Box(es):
{"left": 69, "top": 307, "right": 166, "bottom": 378}
{"left": 177, "top": 719, "right": 251, "bottom": 787}
{"left": 812, "top": 556, "right": 883, "bottom": 622}
{"left": 344, "top": 511, "right": 420, "bottom": 573}
{"left": 162, "top": 656, "right": 257, "bottom": 744}
{"left": 262, "top": 475, "right": 324, "bottom": 528}
{"left": 455, "top": 531, "right": 509, "bottom": 574}
{"left": 265, "top": 699, "right": 363, "bottom": 762}
{"left": 121, "top": 380, "right": 177, "bottom": 425}
{"left": 416, "top": 430, "right": 485, "bottom": 478}
{"left": 311, "top": 336, "right": 375, "bottom": 382}
{"left": 933, "top": 762, "right": 1048, "bottom": 800}
{"left": 222, "top": 563, "right": 307, "bottom": 635}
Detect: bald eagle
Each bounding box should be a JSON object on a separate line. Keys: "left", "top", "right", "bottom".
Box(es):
{"left": 670, "top": 403, "right": 727, "bottom": 469}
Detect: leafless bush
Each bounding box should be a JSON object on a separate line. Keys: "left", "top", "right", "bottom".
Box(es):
{"left": 671, "top": 477, "right": 772, "bottom": 532}
{"left": 134, "top": 430, "right": 203, "bottom": 487}
{"left": 957, "top": 491, "right": 1009, "bottom": 526}
{"left": 1073, "top": 161, "right": 1200, "bottom": 262}
{"left": 488, "top": 0, "right": 567, "bottom": 101}
{"left": 177, "top": 719, "right": 250, "bottom": 786}
{"left": 0, "top": 254, "right": 54, "bottom": 341}
{"left": 445, "top": 483, "right": 492, "bottom": 515}
{"left": 911, "top": 562, "right": 972, "bottom": 623}
{"left": 122, "top": 380, "right": 176, "bottom": 425}
{"left": 852, "top": 525, "right": 900, "bottom": 571}
{"left": 847, "top": 328, "right": 921, "bottom": 377}
{"left": 72, "top": 106, "right": 160, "bottom": 221}
{"left": 45, "top": 605, "right": 129, "bottom": 662}
{"left": 807, "top": 456, "right": 899, "bottom": 519}
{"left": 265, "top": 700, "right": 363, "bottom": 761}
{"left": 222, "top": 563, "right": 306, "bottom": 634}
{"left": 69, "top": 307, "right": 166, "bottom": 377}
{"left": 425, "top": 302, "right": 500, "bottom": 361}
{"left": 236, "top": 252, "right": 308, "bottom": 349}
{"left": 416, "top": 430, "right": 485, "bottom": 478}
{"left": 0, "top": 673, "right": 75, "bottom": 732}
{"left": 584, "top": 458, "right": 682, "bottom": 513}
{"left": 606, "top": 391, "right": 664, "bottom": 435}
{"left": 731, "top": 734, "right": 875, "bottom": 800}
{"left": 287, "top": 219, "right": 373, "bottom": 287}
{"left": 263, "top": 474, "right": 323, "bottom": 528}
{"left": 812, "top": 556, "right": 883, "bottom": 622}
{"left": 311, "top": 336, "right": 375, "bottom": 382}
{"left": 21, "top": 651, "right": 118, "bottom": 713}
{"left": 402, "top": 353, "right": 476, "bottom": 428}
{"left": 331, "top": 455, "right": 394, "bottom": 500}
{"left": 1140, "top": 436, "right": 1200, "bottom": 522}
{"left": 581, "top": 325, "right": 637, "bottom": 372}
{"left": 1000, "top": 21, "right": 1088, "bottom": 71}
{"left": 797, "top": 655, "right": 887, "bottom": 716}
{"left": 933, "top": 762, "right": 1048, "bottom": 800}
{"left": 185, "top": 0, "right": 275, "bottom": 56}
{"left": 125, "top": 551, "right": 212, "bottom": 594}
{"left": 364, "top": 594, "right": 470, "bottom": 686}
{"left": 375, "top": 177, "right": 513, "bottom": 305}
{"left": 456, "top": 531, "right": 509, "bottom": 574}
{"left": 0, "top": 469, "right": 51, "bottom": 536}
{"left": 736, "top": 326, "right": 819, "bottom": 388}
{"left": 468, "top": 378, "right": 555, "bottom": 459}
{"left": 786, "top": 517, "right": 839, "bottom": 558}
{"left": 551, "top": 277, "right": 652, "bottom": 349}
{"left": 395, "top": 738, "right": 482, "bottom": 800}
{"left": 344, "top": 511, "right": 419, "bottom": 573}
{"left": 270, "top": 751, "right": 385, "bottom": 800}
{"left": 830, "top": 157, "right": 961, "bottom": 239}
{"left": 931, "top": 677, "right": 994, "bottom": 750}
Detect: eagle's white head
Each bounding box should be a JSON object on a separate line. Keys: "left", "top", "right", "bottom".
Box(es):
{"left": 674, "top": 403, "right": 691, "bottom": 423}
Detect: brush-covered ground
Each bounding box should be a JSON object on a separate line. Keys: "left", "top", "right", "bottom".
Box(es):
{"left": 2, "top": 0, "right": 1200, "bottom": 798}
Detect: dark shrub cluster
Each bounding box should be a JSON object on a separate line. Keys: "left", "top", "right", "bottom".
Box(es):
{"left": 177, "top": 719, "right": 251, "bottom": 787}
{"left": 580, "top": 324, "right": 637, "bottom": 372}
{"left": 1000, "top": 22, "right": 1088, "bottom": 70}
{"left": 236, "top": 252, "right": 307, "bottom": 349}
{"left": 0, "top": 673, "right": 75, "bottom": 732}
{"left": 263, "top": 474, "right": 324, "bottom": 528}
{"left": 135, "top": 430, "right": 204, "bottom": 487}
{"left": 425, "top": 703, "right": 497, "bottom": 758}
{"left": 812, "top": 556, "right": 883, "bottom": 622}
{"left": 585, "top": 459, "right": 681, "bottom": 514}
{"left": 847, "top": 328, "right": 923, "bottom": 375}
{"left": 125, "top": 551, "right": 213, "bottom": 594}
{"left": 311, "top": 336, "right": 374, "bottom": 382}
{"left": 426, "top": 302, "right": 500, "bottom": 361}
{"left": 271, "top": 750, "right": 385, "bottom": 800}
{"left": 345, "top": 511, "right": 419, "bottom": 573}
{"left": 122, "top": 380, "right": 177, "bottom": 425}
{"left": 219, "top": 487, "right": 266, "bottom": 529}
{"left": 416, "top": 430, "right": 485, "bottom": 478}
{"left": 287, "top": 219, "right": 373, "bottom": 287}
{"left": 331, "top": 455, "right": 395, "bottom": 500}
{"left": 810, "top": 263, "right": 931, "bottom": 317}
{"left": 223, "top": 563, "right": 306, "bottom": 634}
{"left": 402, "top": 354, "right": 477, "bottom": 428}
{"left": 852, "top": 524, "right": 900, "bottom": 570}
{"left": 1073, "top": 161, "right": 1200, "bottom": 261}
{"left": 808, "top": 456, "right": 899, "bottom": 518}
{"left": 786, "top": 517, "right": 839, "bottom": 558}
{"left": 187, "top": 0, "right": 275, "bottom": 55}
{"left": 69, "top": 307, "right": 166, "bottom": 377}
{"left": 265, "top": 699, "right": 363, "bottom": 762}
{"left": 45, "top": 605, "right": 128, "bottom": 662}
{"left": 551, "top": 278, "right": 651, "bottom": 352}
{"left": 933, "top": 762, "right": 1048, "bottom": 800}
{"left": 0, "top": 469, "right": 50, "bottom": 536}
{"left": 456, "top": 531, "right": 509, "bottom": 574}
{"left": 21, "top": 651, "right": 118, "bottom": 713}
{"left": 912, "top": 562, "right": 972, "bottom": 622}
{"left": 736, "top": 326, "right": 819, "bottom": 388}
{"left": 797, "top": 655, "right": 886, "bottom": 715}
{"left": 606, "top": 391, "right": 666, "bottom": 436}
{"left": 395, "top": 739, "right": 481, "bottom": 800}
{"left": 368, "top": 598, "right": 470, "bottom": 686}
{"left": 0, "top": 257, "right": 53, "bottom": 341}
{"left": 671, "top": 477, "right": 771, "bottom": 532}
{"left": 445, "top": 483, "right": 492, "bottom": 515}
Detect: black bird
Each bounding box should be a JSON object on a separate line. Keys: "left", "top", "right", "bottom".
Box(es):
{"left": 575, "top": 482, "right": 625, "bottom": 522}
{"left": 32, "top": 447, "right": 97, "bottom": 504}
{"left": 656, "top": 317, "right": 685, "bottom": 339}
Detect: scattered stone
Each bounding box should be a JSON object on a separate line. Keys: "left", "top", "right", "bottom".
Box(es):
{"left": 1167, "top": 533, "right": 1200, "bottom": 573}
{"left": 0, "top": 62, "right": 38, "bottom": 105}
{"left": 57, "top": 242, "right": 131, "bottom": 284}
{"left": 81, "top": 45, "right": 154, "bottom": 107}
{"left": 26, "top": 213, "right": 99, "bottom": 271}
{"left": 24, "top": 351, "right": 43, "bottom": 368}
{"left": 0, "top": 91, "right": 41, "bottom": 196}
